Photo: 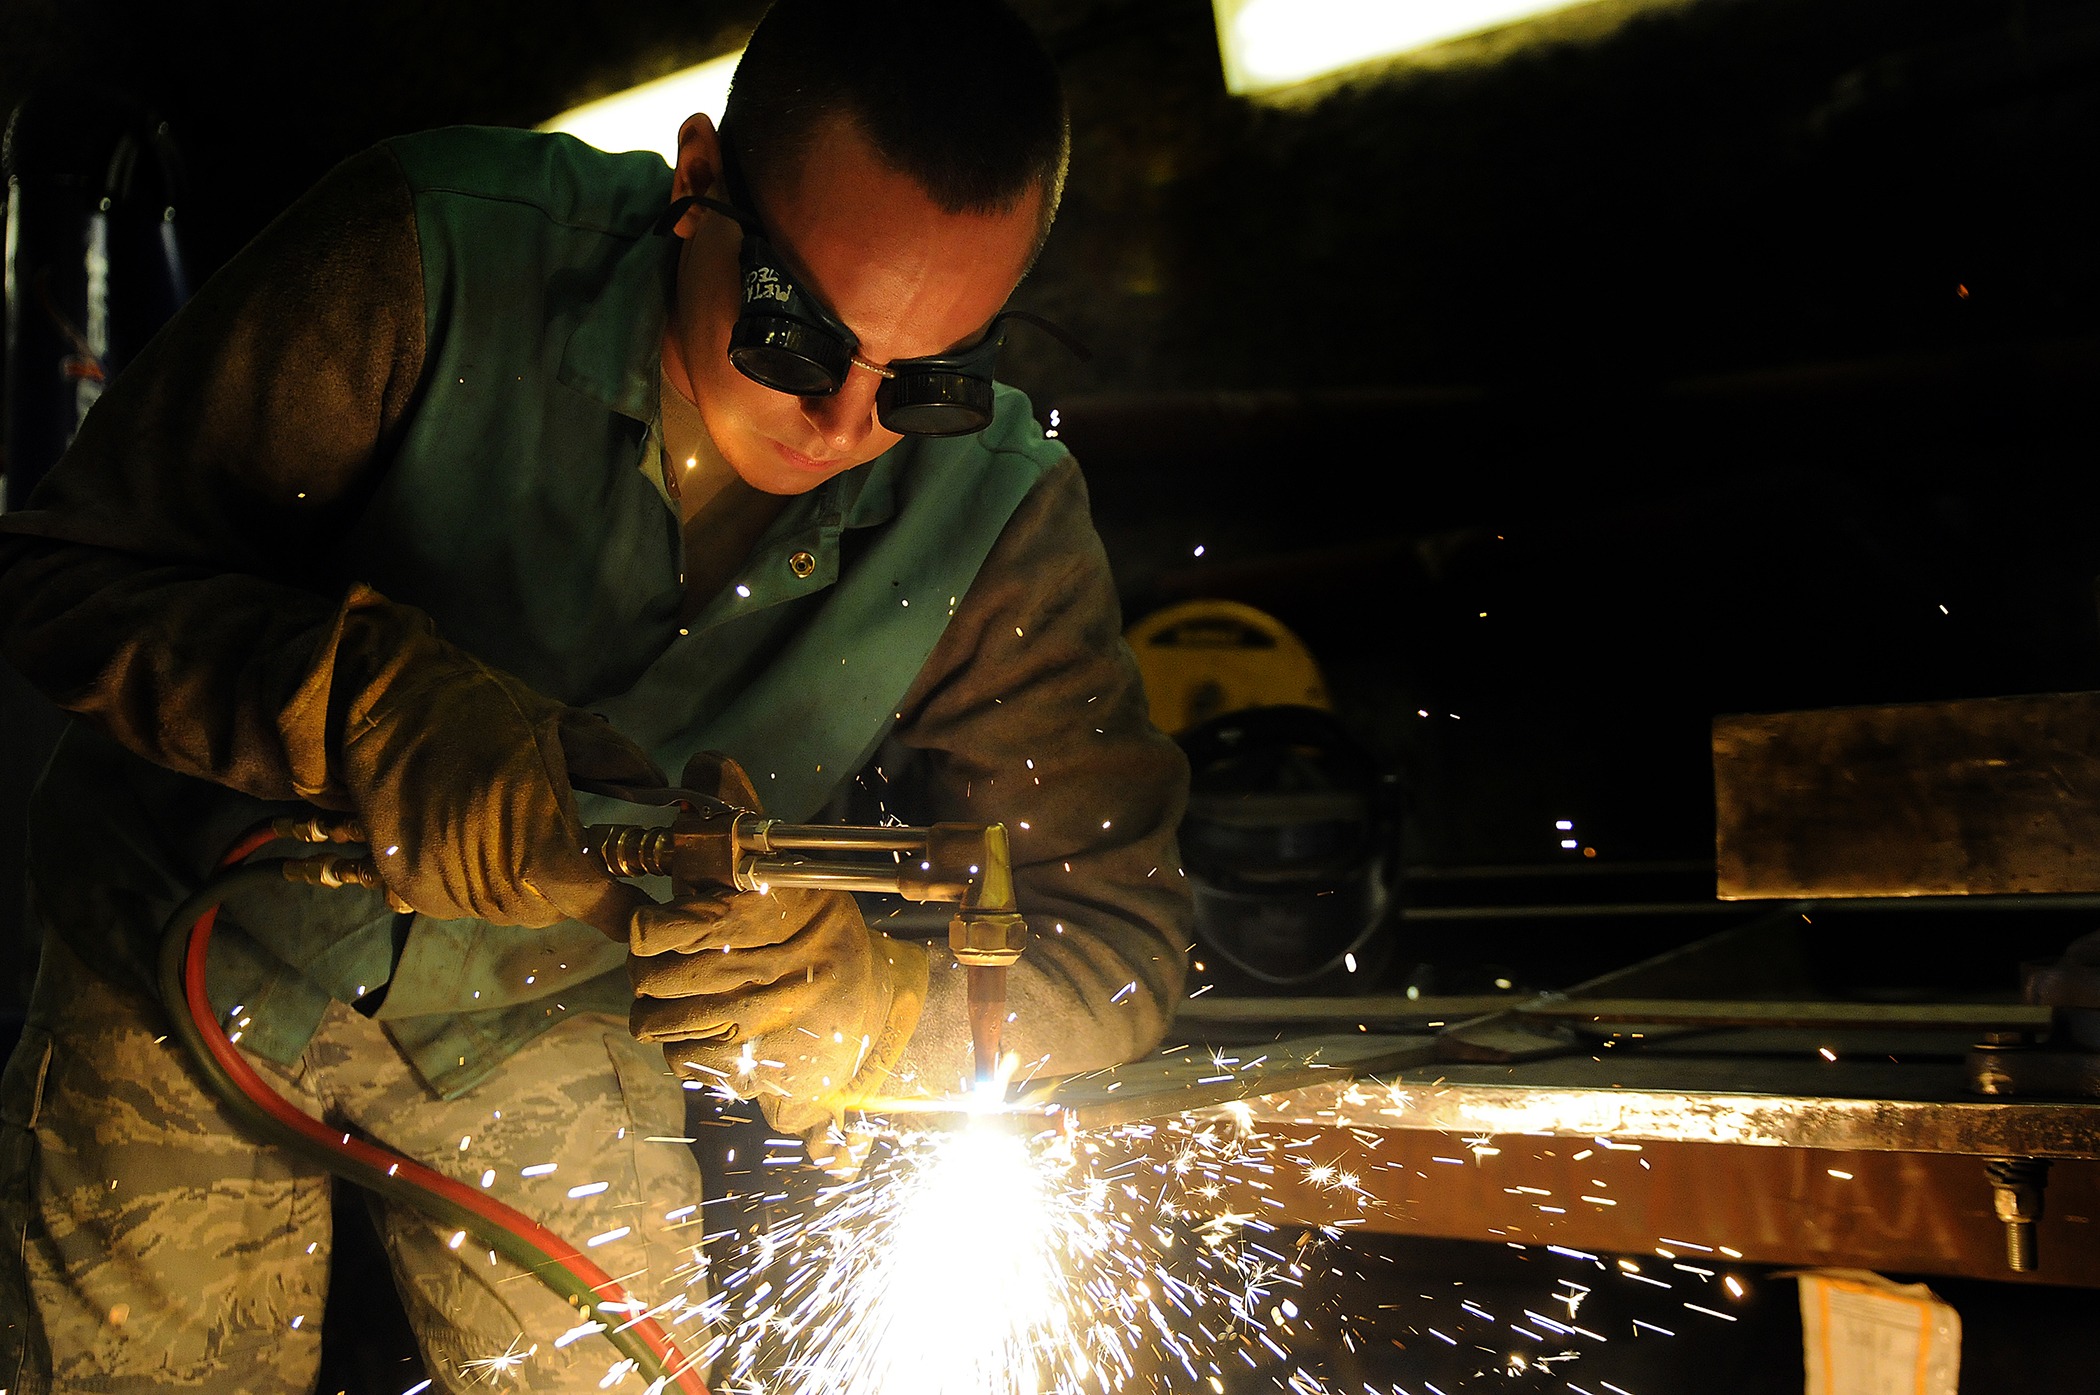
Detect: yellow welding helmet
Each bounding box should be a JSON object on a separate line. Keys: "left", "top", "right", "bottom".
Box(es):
{"left": 1125, "top": 600, "right": 1331, "bottom": 736}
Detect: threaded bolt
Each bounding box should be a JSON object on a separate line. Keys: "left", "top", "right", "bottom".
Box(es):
{"left": 1985, "top": 1156, "right": 2051, "bottom": 1273}
{"left": 2004, "top": 1218, "right": 2037, "bottom": 1272}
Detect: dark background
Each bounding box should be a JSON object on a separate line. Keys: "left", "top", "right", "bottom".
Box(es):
{"left": 6, "top": 0, "right": 2100, "bottom": 1388}
{"left": 9, "top": 0, "right": 2100, "bottom": 877}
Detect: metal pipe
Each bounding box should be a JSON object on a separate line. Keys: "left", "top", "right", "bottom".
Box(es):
{"left": 1402, "top": 901, "right": 1752, "bottom": 921}
{"left": 742, "top": 823, "right": 926, "bottom": 854}
{"left": 1399, "top": 893, "right": 2100, "bottom": 921}
{"left": 735, "top": 859, "right": 910, "bottom": 895}
{"left": 1174, "top": 995, "right": 2052, "bottom": 1034}
{"left": 587, "top": 816, "right": 1028, "bottom": 1089}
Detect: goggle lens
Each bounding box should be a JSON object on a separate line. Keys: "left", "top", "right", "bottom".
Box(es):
{"left": 727, "top": 306, "right": 856, "bottom": 396}
{"left": 875, "top": 371, "right": 996, "bottom": 437}
{"left": 678, "top": 182, "right": 1085, "bottom": 438}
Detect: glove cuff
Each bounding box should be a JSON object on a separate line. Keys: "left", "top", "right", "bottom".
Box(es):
{"left": 278, "top": 581, "right": 406, "bottom": 805}
{"left": 841, "top": 934, "right": 931, "bottom": 1106}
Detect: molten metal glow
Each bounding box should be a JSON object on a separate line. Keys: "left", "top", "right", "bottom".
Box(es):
{"left": 784, "top": 1125, "right": 1060, "bottom": 1393}
{"left": 704, "top": 1110, "right": 1303, "bottom": 1395}
{"left": 469, "top": 1060, "right": 1760, "bottom": 1393}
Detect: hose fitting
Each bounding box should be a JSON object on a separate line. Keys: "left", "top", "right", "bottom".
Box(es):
{"left": 279, "top": 853, "right": 385, "bottom": 891}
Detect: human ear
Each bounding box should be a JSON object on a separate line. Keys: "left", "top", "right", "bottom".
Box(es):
{"left": 668, "top": 112, "right": 724, "bottom": 239}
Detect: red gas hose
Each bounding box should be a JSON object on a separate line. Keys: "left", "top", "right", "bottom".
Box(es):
{"left": 159, "top": 828, "right": 712, "bottom": 1393}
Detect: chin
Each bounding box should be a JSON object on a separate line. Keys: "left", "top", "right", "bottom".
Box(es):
{"left": 728, "top": 446, "right": 835, "bottom": 497}
{"left": 746, "top": 433, "right": 887, "bottom": 496}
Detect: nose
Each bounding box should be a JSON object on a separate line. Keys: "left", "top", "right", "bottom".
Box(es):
{"left": 799, "top": 366, "right": 884, "bottom": 457}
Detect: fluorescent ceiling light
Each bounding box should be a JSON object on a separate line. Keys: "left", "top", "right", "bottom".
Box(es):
{"left": 1213, "top": 0, "right": 1591, "bottom": 95}
{"left": 537, "top": 49, "right": 743, "bottom": 164}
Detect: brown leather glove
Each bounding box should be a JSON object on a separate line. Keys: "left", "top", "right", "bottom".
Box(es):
{"left": 283, "top": 584, "right": 661, "bottom": 936}
{"left": 627, "top": 753, "right": 930, "bottom": 1140}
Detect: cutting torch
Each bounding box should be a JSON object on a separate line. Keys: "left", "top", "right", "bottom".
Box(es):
{"left": 276, "top": 804, "right": 1029, "bottom": 1088}
{"left": 585, "top": 805, "right": 1028, "bottom": 1089}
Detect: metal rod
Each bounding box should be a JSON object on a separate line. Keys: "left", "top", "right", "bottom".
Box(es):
{"left": 1080, "top": 1060, "right": 2100, "bottom": 1159}
{"left": 1401, "top": 860, "right": 1716, "bottom": 881}
{"left": 1520, "top": 998, "right": 2050, "bottom": 1032}
{"left": 1176, "top": 994, "right": 1521, "bottom": 1023}
{"left": 1400, "top": 893, "right": 2100, "bottom": 922}
{"left": 739, "top": 859, "right": 909, "bottom": 894}
{"left": 1174, "top": 995, "right": 2050, "bottom": 1032}
{"left": 750, "top": 824, "right": 928, "bottom": 853}
{"left": 1401, "top": 901, "right": 1746, "bottom": 921}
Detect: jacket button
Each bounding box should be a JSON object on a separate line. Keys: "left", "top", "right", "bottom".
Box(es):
{"left": 788, "top": 551, "right": 817, "bottom": 579}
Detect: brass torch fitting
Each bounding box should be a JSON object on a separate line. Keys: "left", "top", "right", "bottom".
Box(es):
{"left": 280, "top": 853, "right": 386, "bottom": 892}
{"left": 938, "top": 823, "right": 1025, "bottom": 966}
{"left": 591, "top": 824, "right": 675, "bottom": 879}
{"left": 951, "top": 912, "right": 1027, "bottom": 967}
{"left": 270, "top": 813, "right": 367, "bottom": 845}
{"left": 587, "top": 809, "right": 747, "bottom": 890}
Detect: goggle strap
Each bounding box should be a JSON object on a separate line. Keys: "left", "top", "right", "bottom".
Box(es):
{"left": 994, "top": 309, "right": 1093, "bottom": 364}
{"left": 652, "top": 196, "right": 695, "bottom": 237}
{"left": 653, "top": 194, "right": 762, "bottom": 238}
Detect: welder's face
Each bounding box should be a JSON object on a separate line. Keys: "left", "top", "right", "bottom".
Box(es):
{"left": 664, "top": 112, "right": 1045, "bottom": 496}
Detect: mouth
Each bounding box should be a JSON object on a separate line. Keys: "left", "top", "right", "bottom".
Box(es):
{"left": 770, "top": 439, "right": 841, "bottom": 473}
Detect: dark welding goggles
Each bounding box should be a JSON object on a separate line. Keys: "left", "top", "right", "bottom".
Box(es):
{"left": 659, "top": 159, "right": 1084, "bottom": 437}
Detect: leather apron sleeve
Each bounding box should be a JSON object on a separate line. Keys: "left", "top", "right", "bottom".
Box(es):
{"left": 883, "top": 456, "right": 1195, "bottom": 1094}
{"left": 0, "top": 143, "right": 427, "bottom": 803}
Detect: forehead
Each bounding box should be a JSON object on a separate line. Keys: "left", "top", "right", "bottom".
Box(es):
{"left": 747, "top": 117, "right": 1044, "bottom": 361}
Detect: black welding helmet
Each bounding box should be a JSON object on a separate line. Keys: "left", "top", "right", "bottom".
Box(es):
{"left": 1175, "top": 703, "right": 1401, "bottom": 987}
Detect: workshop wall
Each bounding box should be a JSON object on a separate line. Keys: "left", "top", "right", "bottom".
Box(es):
{"left": 1009, "top": 0, "right": 2100, "bottom": 873}
{"left": 12, "top": 0, "right": 2084, "bottom": 400}
{"left": 3, "top": 0, "right": 2099, "bottom": 903}
{"left": 7, "top": 11, "right": 2099, "bottom": 1384}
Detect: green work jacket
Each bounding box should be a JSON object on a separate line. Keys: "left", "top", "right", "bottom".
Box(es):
{"left": 18, "top": 128, "right": 1063, "bottom": 1096}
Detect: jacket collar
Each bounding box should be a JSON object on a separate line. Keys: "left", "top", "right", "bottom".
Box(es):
{"left": 557, "top": 223, "right": 681, "bottom": 422}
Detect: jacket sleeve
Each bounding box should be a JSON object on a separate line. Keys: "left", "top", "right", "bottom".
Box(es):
{"left": 0, "top": 145, "right": 426, "bottom": 804}
{"left": 885, "top": 454, "right": 1193, "bottom": 1090}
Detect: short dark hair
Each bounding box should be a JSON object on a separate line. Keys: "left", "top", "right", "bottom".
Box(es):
{"left": 721, "top": 0, "right": 1069, "bottom": 237}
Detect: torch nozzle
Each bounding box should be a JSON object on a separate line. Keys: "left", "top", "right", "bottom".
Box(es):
{"left": 967, "top": 963, "right": 1009, "bottom": 1091}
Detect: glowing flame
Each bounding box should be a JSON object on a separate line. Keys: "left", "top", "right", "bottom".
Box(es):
{"left": 794, "top": 1124, "right": 1061, "bottom": 1393}
{"left": 473, "top": 1042, "right": 1759, "bottom": 1395}
{"left": 705, "top": 1113, "right": 1269, "bottom": 1395}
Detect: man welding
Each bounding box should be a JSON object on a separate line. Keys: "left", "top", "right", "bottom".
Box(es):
{"left": 0, "top": 0, "right": 1191, "bottom": 1388}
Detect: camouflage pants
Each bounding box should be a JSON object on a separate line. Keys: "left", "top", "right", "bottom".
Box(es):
{"left": 0, "top": 933, "right": 713, "bottom": 1394}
